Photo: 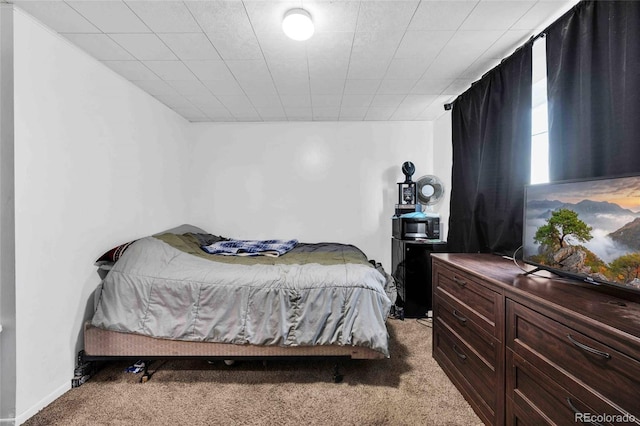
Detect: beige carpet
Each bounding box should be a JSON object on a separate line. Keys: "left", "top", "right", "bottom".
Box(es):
{"left": 24, "top": 319, "right": 482, "bottom": 426}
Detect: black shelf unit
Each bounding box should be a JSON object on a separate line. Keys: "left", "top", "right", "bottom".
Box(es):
{"left": 391, "top": 238, "right": 447, "bottom": 318}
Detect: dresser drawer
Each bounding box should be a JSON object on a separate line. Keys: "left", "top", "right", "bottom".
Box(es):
{"left": 506, "top": 349, "right": 636, "bottom": 425}
{"left": 433, "top": 263, "right": 501, "bottom": 337}
{"left": 434, "top": 292, "right": 498, "bottom": 368}
{"left": 433, "top": 323, "right": 498, "bottom": 424}
{"left": 507, "top": 300, "right": 640, "bottom": 418}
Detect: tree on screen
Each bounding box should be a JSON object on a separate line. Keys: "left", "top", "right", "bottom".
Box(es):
{"left": 534, "top": 208, "right": 593, "bottom": 250}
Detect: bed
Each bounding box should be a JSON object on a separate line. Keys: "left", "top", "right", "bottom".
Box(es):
{"left": 77, "top": 225, "right": 395, "bottom": 384}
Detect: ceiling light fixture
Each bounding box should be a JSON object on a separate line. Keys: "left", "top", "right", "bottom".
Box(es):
{"left": 282, "top": 8, "right": 314, "bottom": 41}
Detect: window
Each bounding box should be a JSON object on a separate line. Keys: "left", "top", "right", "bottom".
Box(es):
{"left": 531, "top": 38, "right": 549, "bottom": 184}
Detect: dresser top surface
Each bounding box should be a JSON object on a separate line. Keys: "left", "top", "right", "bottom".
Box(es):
{"left": 432, "top": 253, "right": 640, "bottom": 340}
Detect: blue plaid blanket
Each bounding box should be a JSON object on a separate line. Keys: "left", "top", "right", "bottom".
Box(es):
{"left": 201, "top": 239, "right": 299, "bottom": 257}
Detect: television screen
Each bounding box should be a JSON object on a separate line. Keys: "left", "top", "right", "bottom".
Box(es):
{"left": 523, "top": 174, "right": 640, "bottom": 294}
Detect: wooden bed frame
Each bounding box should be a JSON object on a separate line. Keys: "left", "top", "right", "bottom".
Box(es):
{"left": 74, "top": 322, "right": 385, "bottom": 386}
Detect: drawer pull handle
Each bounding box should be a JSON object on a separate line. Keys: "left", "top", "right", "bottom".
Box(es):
{"left": 452, "top": 309, "right": 467, "bottom": 324}
{"left": 453, "top": 276, "right": 467, "bottom": 287}
{"left": 566, "top": 334, "right": 611, "bottom": 360}
{"left": 566, "top": 398, "right": 604, "bottom": 426}
{"left": 452, "top": 344, "right": 467, "bottom": 361}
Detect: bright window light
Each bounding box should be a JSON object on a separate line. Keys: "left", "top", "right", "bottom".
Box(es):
{"left": 531, "top": 38, "right": 549, "bottom": 184}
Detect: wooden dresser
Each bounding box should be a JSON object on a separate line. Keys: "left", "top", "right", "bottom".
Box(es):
{"left": 431, "top": 253, "right": 640, "bottom": 426}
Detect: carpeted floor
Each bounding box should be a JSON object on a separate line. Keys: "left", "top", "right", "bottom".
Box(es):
{"left": 24, "top": 319, "right": 482, "bottom": 426}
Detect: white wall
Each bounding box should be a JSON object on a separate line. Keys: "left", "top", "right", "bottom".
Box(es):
{"left": 12, "top": 9, "right": 190, "bottom": 423}
{"left": 432, "top": 111, "right": 453, "bottom": 240}
{"left": 187, "top": 121, "right": 434, "bottom": 271}
{"left": 0, "top": 5, "right": 17, "bottom": 425}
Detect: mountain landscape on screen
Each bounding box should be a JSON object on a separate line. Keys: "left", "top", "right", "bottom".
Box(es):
{"left": 524, "top": 176, "right": 640, "bottom": 291}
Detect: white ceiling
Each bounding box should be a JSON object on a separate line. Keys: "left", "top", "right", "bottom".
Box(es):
{"left": 10, "top": 0, "right": 577, "bottom": 122}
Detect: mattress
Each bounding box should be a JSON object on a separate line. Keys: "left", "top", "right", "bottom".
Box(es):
{"left": 91, "top": 231, "right": 393, "bottom": 357}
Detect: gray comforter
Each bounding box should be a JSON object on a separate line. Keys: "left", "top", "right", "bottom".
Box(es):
{"left": 91, "top": 233, "right": 393, "bottom": 357}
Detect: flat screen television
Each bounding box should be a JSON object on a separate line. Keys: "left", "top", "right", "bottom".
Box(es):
{"left": 523, "top": 174, "right": 640, "bottom": 295}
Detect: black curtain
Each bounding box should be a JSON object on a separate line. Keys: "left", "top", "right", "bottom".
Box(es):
{"left": 546, "top": 0, "right": 640, "bottom": 181}
{"left": 447, "top": 44, "right": 532, "bottom": 255}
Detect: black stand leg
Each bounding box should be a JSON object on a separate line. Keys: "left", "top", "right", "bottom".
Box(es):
{"left": 332, "top": 362, "right": 344, "bottom": 383}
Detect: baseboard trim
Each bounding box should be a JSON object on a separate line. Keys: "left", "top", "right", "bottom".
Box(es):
{"left": 15, "top": 381, "right": 69, "bottom": 425}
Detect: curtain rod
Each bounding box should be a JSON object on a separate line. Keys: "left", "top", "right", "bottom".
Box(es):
{"left": 443, "top": 31, "right": 546, "bottom": 111}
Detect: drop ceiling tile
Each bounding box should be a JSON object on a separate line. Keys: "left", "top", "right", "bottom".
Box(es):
{"left": 257, "top": 32, "right": 307, "bottom": 61}
{"left": 443, "top": 79, "right": 474, "bottom": 96}
{"left": 226, "top": 60, "right": 272, "bottom": 83}
{"left": 311, "top": 95, "right": 342, "bottom": 108}
{"left": 310, "top": 79, "right": 346, "bottom": 95}
{"left": 173, "top": 106, "right": 207, "bottom": 120}
{"left": 385, "top": 58, "right": 430, "bottom": 80}
{"left": 303, "top": 1, "right": 359, "bottom": 33}
{"left": 247, "top": 94, "right": 283, "bottom": 108}
{"left": 233, "top": 112, "right": 262, "bottom": 122}
{"left": 339, "top": 107, "right": 367, "bottom": 120}
{"left": 125, "top": 1, "right": 201, "bottom": 33}
{"left": 479, "top": 30, "right": 532, "bottom": 61}
{"left": 370, "top": 94, "right": 405, "bottom": 108}
{"left": 157, "top": 33, "right": 221, "bottom": 61}
{"left": 312, "top": 107, "right": 341, "bottom": 121}
{"left": 280, "top": 94, "right": 312, "bottom": 108}
{"left": 411, "top": 79, "right": 455, "bottom": 95}
{"left": 132, "top": 80, "right": 178, "bottom": 96}
{"left": 143, "top": 61, "right": 197, "bottom": 80}
{"left": 408, "top": 1, "right": 478, "bottom": 31}
{"left": 166, "top": 80, "right": 210, "bottom": 96}
{"left": 154, "top": 94, "right": 194, "bottom": 109}
{"left": 343, "top": 79, "right": 382, "bottom": 95}
{"left": 66, "top": 1, "right": 150, "bottom": 33}
{"left": 285, "top": 108, "right": 313, "bottom": 121}
{"left": 307, "top": 56, "right": 349, "bottom": 81}
{"left": 394, "top": 31, "right": 454, "bottom": 60}
{"left": 460, "top": 57, "right": 500, "bottom": 79}
{"left": 341, "top": 94, "right": 374, "bottom": 108}
{"left": 207, "top": 30, "right": 263, "bottom": 60}
{"left": 244, "top": 1, "right": 302, "bottom": 36}
{"left": 356, "top": 1, "right": 419, "bottom": 32}
{"left": 110, "top": 34, "right": 177, "bottom": 60}
{"left": 365, "top": 107, "right": 396, "bottom": 121}
{"left": 377, "top": 79, "right": 417, "bottom": 95}
{"left": 512, "top": 0, "right": 577, "bottom": 31}
{"left": 184, "top": 61, "right": 235, "bottom": 81}
{"left": 185, "top": 1, "right": 253, "bottom": 34}
{"left": 102, "top": 60, "right": 159, "bottom": 80}
{"left": 215, "top": 94, "right": 254, "bottom": 109}
{"left": 239, "top": 80, "right": 279, "bottom": 97}
{"left": 306, "top": 32, "right": 355, "bottom": 61}
{"left": 459, "top": 1, "right": 536, "bottom": 31}
{"left": 255, "top": 106, "right": 287, "bottom": 121}
{"left": 63, "top": 34, "right": 134, "bottom": 61}
{"left": 347, "top": 58, "right": 391, "bottom": 80}
{"left": 398, "top": 94, "right": 439, "bottom": 114}
{"left": 14, "top": 1, "right": 100, "bottom": 33}
{"left": 185, "top": 94, "right": 223, "bottom": 109}
{"left": 351, "top": 31, "right": 404, "bottom": 60}
{"left": 202, "top": 79, "right": 245, "bottom": 96}
{"left": 272, "top": 78, "right": 310, "bottom": 95}
{"left": 200, "top": 106, "right": 234, "bottom": 120}
{"left": 267, "top": 59, "right": 309, "bottom": 82}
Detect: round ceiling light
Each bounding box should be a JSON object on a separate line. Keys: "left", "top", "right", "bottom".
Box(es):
{"left": 282, "top": 9, "right": 314, "bottom": 41}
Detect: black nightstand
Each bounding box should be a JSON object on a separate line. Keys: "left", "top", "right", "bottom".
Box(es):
{"left": 391, "top": 238, "right": 447, "bottom": 318}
